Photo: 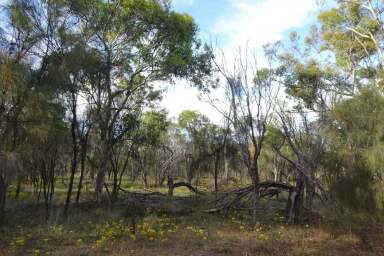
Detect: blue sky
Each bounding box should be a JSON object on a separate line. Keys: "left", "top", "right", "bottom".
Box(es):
{"left": 163, "top": 0, "right": 321, "bottom": 123}
{"left": 171, "top": 0, "right": 318, "bottom": 48}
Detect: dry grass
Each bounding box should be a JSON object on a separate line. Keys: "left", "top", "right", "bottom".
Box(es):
{"left": 1, "top": 203, "right": 383, "bottom": 256}
{"left": 1, "top": 182, "right": 383, "bottom": 256}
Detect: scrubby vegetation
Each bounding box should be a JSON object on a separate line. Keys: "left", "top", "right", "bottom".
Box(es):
{"left": 1, "top": 0, "right": 384, "bottom": 255}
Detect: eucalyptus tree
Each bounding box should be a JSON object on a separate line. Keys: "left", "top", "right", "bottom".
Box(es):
{"left": 108, "top": 110, "right": 141, "bottom": 197}
{"left": 206, "top": 123, "right": 228, "bottom": 197}
{"left": 279, "top": 0, "right": 384, "bottom": 107}
{"left": 319, "top": 0, "right": 384, "bottom": 87}
{"left": 139, "top": 109, "right": 170, "bottom": 186}
{"left": 69, "top": 0, "right": 212, "bottom": 200}
{"left": 178, "top": 110, "right": 212, "bottom": 183}
{"left": 44, "top": 44, "right": 101, "bottom": 214}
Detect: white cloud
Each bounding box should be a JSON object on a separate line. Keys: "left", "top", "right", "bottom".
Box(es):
{"left": 172, "top": 0, "right": 196, "bottom": 7}
{"left": 162, "top": 0, "right": 318, "bottom": 124}
{"left": 214, "top": 0, "right": 317, "bottom": 49}
{"left": 160, "top": 80, "right": 224, "bottom": 124}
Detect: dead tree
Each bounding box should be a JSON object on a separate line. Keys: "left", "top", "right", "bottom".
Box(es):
{"left": 205, "top": 181, "right": 294, "bottom": 213}
{"left": 206, "top": 46, "right": 279, "bottom": 227}
{"left": 274, "top": 105, "right": 326, "bottom": 223}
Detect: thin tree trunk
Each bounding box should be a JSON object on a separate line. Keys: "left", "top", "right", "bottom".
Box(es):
{"left": 15, "top": 179, "right": 21, "bottom": 199}
{"left": 214, "top": 153, "right": 220, "bottom": 200}
{"left": 0, "top": 175, "right": 6, "bottom": 225}
{"left": 96, "top": 141, "right": 109, "bottom": 202}
{"left": 96, "top": 51, "right": 112, "bottom": 202}
{"left": 37, "top": 178, "right": 42, "bottom": 206}
{"left": 167, "top": 177, "right": 174, "bottom": 196}
{"left": 252, "top": 187, "right": 257, "bottom": 229}
{"left": 76, "top": 124, "right": 90, "bottom": 207}
{"left": 112, "top": 168, "right": 118, "bottom": 201}
{"left": 223, "top": 148, "right": 229, "bottom": 183}
{"left": 250, "top": 164, "right": 259, "bottom": 229}
{"left": 75, "top": 142, "right": 87, "bottom": 206}
{"left": 116, "top": 154, "right": 130, "bottom": 198}
{"left": 64, "top": 92, "right": 78, "bottom": 215}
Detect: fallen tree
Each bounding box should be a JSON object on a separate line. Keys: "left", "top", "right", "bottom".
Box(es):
{"left": 167, "top": 177, "right": 204, "bottom": 196}
{"left": 115, "top": 180, "right": 323, "bottom": 224}
{"left": 204, "top": 181, "right": 294, "bottom": 213}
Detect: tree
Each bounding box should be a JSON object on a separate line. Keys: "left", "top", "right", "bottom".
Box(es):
{"left": 274, "top": 104, "right": 325, "bottom": 223}
{"left": 178, "top": 110, "right": 211, "bottom": 183}
{"left": 206, "top": 47, "right": 282, "bottom": 226}
{"left": 140, "top": 110, "right": 170, "bottom": 187}
{"left": 319, "top": 0, "right": 384, "bottom": 87}
{"left": 69, "top": 0, "right": 212, "bottom": 201}
{"left": 325, "top": 88, "right": 384, "bottom": 210}
{"left": 21, "top": 82, "right": 67, "bottom": 219}
{"left": 75, "top": 116, "right": 92, "bottom": 206}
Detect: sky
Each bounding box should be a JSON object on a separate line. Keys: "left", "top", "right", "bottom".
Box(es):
{"left": 161, "top": 0, "right": 321, "bottom": 124}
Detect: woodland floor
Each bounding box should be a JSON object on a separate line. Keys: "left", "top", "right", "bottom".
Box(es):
{"left": 0, "top": 182, "right": 383, "bottom": 256}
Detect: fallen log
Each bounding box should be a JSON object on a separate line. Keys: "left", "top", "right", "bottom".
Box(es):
{"left": 203, "top": 181, "right": 294, "bottom": 213}
{"left": 119, "top": 187, "right": 166, "bottom": 197}
{"left": 167, "top": 177, "right": 204, "bottom": 196}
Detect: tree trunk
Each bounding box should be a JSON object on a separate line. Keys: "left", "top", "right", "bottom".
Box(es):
{"left": 96, "top": 141, "right": 109, "bottom": 202}
{"left": 64, "top": 93, "right": 78, "bottom": 215}
{"left": 75, "top": 160, "right": 84, "bottom": 206}
{"left": 95, "top": 50, "right": 113, "bottom": 202}
{"left": 250, "top": 164, "right": 259, "bottom": 229}
{"left": 223, "top": 148, "right": 229, "bottom": 184}
{"left": 252, "top": 187, "right": 257, "bottom": 229}
{"left": 286, "top": 172, "right": 304, "bottom": 224}
{"left": 75, "top": 141, "right": 86, "bottom": 206}
{"left": 112, "top": 168, "right": 118, "bottom": 201}
{"left": 36, "top": 178, "right": 42, "bottom": 206}
{"left": 0, "top": 175, "right": 6, "bottom": 225}
{"left": 15, "top": 178, "right": 21, "bottom": 199}
{"left": 305, "top": 174, "right": 315, "bottom": 210}
{"left": 114, "top": 153, "right": 130, "bottom": 200}
{"left": 167, "top": 177, "right": 174, "bottom": 196}
{"left": 214, "top": 153, "right": 220, "bottom": 200}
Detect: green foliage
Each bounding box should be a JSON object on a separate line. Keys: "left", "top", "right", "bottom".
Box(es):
{"left": 326, "top": 88, "right": 384, "bottom": 210}
{"left": 178, "top": 110, "right": 209, "bottom": 133}
{"left": 177, "top": 110, "right": 224, "bottom": 181}
{"left": 284, "top": 60, "right": 323, "bottom": 108}
{"left": 318, "top": 0, "right": 380, "bottom": 79}
{"left": 141, "top": 110, "right": 170, "bottom": 146}
{"left": 70, "top": 0, "right": 211, "bottom": 87}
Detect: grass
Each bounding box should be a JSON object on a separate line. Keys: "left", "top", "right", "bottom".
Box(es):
{"left": 1, "top": 180, "right": 384, "bottom": 255}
